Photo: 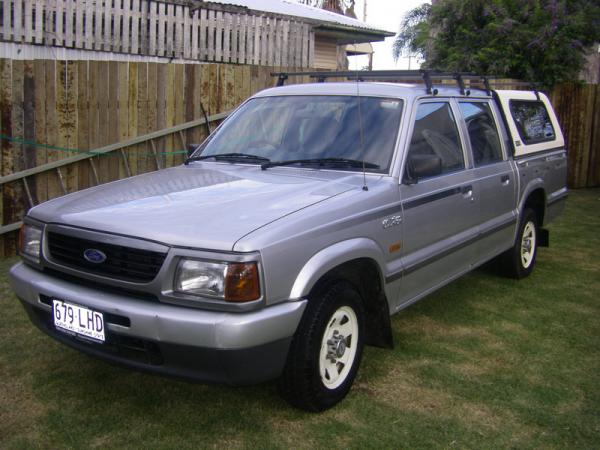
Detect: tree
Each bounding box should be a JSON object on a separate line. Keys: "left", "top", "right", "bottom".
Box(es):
{"left": 393, "top": 0, "right": 600, "bottom": 87}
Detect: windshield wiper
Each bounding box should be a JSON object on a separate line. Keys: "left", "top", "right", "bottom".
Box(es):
{"left": 185, "top": 153, "right": 270, "bottom": 165}
{"left": 261, "top": 158, "right": 379, "bottom": 170}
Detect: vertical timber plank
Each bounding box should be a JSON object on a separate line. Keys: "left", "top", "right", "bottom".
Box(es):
{"left": 191, "top": 9, "right": 199, "bottom": 60}
{"left": 94, "top": 0, "right": 103, "bottom": 50}
{"left": 131, "top": 0, "right": 140, "bottom": 54}
{"left": 146, "top": 62, "right": 158, "bottom": 171}
{"left": 157, "top": 1, "right": 166, "bottom": 57}
{"left": 137, "top": 62, "right": 148, "bottom": 174}
{"left": 108, "top": 61, "right": 120, "bottom": 180}
{"left": 34, "top": 59, "right": 48, "bottom": 203}
{"left": 148, "top": 0, "right": 157, "bottom": 55}
{"left": 75, "top": 0, "right": 84, "bottom": 48}
{"left": 85, "top": 0, "right": 94, "bottom": 49}
{"left": 117, "top": 61, "right": 130, "bottom": 174}
{"left": 215, "top": 11, "right": 223, "bottom": 63}
{"left": 166, "top": 2, "right": 174, "bottom": 57}
{"left": 165, "top": 63, "right": 175, "bottom": 167}
{"left": 174, "top": 63, "right": 184, "bottom": 164}
{"left": 174, "top": 4, "right": 184, "bottom": 59}
{"left": 64, "top": 0, "right": 74, "bottom": 47}
{"left": 9, "top": 59, "right": 25, "bottom": 253}
{"left": 97, "top": 61, "right": 109, "bottom": 182}
{"left": 200, "top": 8, "right": 208, "bottom": 60}
{"left": 128, "top": 62, "right": 138, "bottom": 177}
{"left": 155, "top": 63, "right": 167, "bottom": 168}
{"left": 64, "top": 60, "right": 78, "bottom": 193}
{"left": 34, "top": 0, "right": 44, "bottom": 44}
{"left": 0, "top": 60, "right": 12, "bottom": 254}
{"left": 88, "top": 60, "right": 99, "bottom": 185}
{"left": 77, "top": 60, "right": 90, "bottom": 190}
{"left": 207, "top": 9, "right": 215, "bottom": 61}
{"left": 24, "top": 0, "right": 34, "bottom": 43}
{"left": 45, "top": 60, "right": 60, "bottom": 199}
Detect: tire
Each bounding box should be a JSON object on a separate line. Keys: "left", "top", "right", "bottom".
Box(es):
{"left": 278, "top": 280, "right": 365, "bottom": 412}
{"left": 502, "top": 207, "right": 539, "bottom": 279}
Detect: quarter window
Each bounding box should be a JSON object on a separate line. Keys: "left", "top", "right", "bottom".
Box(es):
{"left": 406, "top": 102, "right": 465, "bottom": 176}
{"left": 459, "top": 102, "right": 503, "bottom": 166}
{"left": 509, "top": 100, "right": 556, "bottom": 144}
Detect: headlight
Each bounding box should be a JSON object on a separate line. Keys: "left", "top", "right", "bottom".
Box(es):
{"left": 18, "top": 224, "right": 42, "bottom": 261}
{"left": 174, "top": 259, "right": 260, "bottom": 302}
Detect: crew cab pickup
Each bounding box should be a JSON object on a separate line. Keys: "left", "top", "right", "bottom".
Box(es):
{"left": 9, "top": 73, "right": 567, "bottom": 411}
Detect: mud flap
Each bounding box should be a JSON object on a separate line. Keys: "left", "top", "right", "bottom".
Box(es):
{"left": 539, "top": 228, "right": 549, "bottom": 247}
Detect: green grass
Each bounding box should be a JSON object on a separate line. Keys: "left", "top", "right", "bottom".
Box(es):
{"left": 1, "top": 189, "right": 599, "bottom": 449}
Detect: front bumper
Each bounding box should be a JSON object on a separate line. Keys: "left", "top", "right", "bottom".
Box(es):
{"left": 9, "top": 262, "right": 307, "bottom": 385}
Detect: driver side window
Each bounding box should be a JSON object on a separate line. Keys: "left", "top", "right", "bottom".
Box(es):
{"left": 406, "top": 102, "right": 465, "bottom": 177}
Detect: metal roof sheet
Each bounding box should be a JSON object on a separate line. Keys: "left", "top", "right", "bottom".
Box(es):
{"left": 206, "top": 0, "right": 392, "bottom": 35}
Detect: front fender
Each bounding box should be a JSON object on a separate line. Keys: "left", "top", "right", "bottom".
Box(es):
{"left": 289, "top": 238, "right": 386, "bottom": 299}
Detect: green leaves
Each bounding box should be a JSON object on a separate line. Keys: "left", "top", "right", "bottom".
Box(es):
{"left": 393, "top": 0, "right": 600, "bottom": 88}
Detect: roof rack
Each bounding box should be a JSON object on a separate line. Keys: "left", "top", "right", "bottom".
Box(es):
{"left": 271, "top": 70, "right": 539, "bottom": 97}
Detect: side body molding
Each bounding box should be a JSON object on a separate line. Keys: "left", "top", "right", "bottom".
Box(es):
{"left": 289, "top": 238, "right": 387, "bottom": 300}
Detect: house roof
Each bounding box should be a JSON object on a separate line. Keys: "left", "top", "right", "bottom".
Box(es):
{"left": 206, "top": 0, "right": 394, "bottom": 38}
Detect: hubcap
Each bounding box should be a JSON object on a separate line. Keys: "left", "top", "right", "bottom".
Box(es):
{"left": 319, "top": 306, "right": 359, "bottom": 390}
{"left": 520, "top": 221, "right": 536, "bottom": 268}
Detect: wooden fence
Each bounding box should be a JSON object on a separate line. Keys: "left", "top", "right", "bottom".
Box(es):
{"left": 0, "top": 59, "right": 598, "bottom": 256}
{"left": 549, "top": 83, "right": 600, "bottom": 189}
{"left": 0, "top": 58, "right": 312, "bottom": 256}
{"left": 0, "top": 0, "right": 315, "bottom": 67}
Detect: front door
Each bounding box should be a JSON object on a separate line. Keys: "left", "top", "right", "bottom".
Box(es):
{"left": 395, "top": 100, "right": 479, "bottom": 309}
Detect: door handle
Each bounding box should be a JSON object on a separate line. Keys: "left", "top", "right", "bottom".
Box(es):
{"left": 461, "top": 185, "right": 474, "bottom": 201}
{"left": 501, "top": 175, "right": 510, "bottom": 185}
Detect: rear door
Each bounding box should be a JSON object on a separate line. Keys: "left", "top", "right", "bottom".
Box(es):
{"left": 457, "top": 100, "right": 517, "bottom": 262}
{"left": 396, "top": 99, "right": 479, "bottom": 307}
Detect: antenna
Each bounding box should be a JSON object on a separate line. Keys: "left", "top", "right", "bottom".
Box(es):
{"left": 353, "top": 43, "right": 368, "bottom": 192}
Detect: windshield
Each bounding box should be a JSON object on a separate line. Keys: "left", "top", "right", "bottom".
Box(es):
{"left": 192, "top": 95, "right": 403, "bottom": 173}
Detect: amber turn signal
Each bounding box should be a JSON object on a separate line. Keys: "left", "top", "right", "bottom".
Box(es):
{"left": 224, "top": 262, "right": 261, "bottom": 302}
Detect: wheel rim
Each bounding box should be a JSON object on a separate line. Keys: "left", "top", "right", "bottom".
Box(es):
{"left": 318, "top": 306, "right": 359, "bottom": 390}
{"left": 520, "top": 221, "right": 536, "bottom": 269}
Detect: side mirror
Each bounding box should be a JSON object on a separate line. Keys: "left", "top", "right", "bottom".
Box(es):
{"left": 404, "top": 154, "right": 442, "bottom": 184}
{"left": 187, "top": 144, "right": 200, "bottom": 157}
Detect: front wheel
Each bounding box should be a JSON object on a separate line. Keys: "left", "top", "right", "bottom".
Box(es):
{"left": 279, "top": 281, "right": 365, "bottom": 412}
{"left": 501, "top": 208, "right": 539, "bottom": 279}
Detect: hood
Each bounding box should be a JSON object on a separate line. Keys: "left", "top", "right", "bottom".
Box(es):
{"left": 29, "top": 164, "right": 359, "bottom": 250}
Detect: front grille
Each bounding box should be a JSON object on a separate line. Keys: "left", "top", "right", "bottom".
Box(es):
{"left": 47, "top": 232, "right": 167, "bottom": 283}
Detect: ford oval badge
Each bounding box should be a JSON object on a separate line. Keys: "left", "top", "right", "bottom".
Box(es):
{"left": 83, "top": 248, "right": 107, "bottom": 264}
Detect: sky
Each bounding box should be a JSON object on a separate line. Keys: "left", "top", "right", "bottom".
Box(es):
{"left": 347, "top": 0, "right": 429, "bottom": 70}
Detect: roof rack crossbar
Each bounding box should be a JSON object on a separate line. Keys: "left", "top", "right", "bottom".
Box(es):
{"left": 270, "top": 70, "right": 493, "bottom": 96}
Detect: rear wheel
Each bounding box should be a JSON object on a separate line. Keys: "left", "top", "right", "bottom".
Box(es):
{"left": 502, "top": 207, "right": 539, "bottom": 278}
{"left": 279, "top": 280, "right": 365, "bottom": 412}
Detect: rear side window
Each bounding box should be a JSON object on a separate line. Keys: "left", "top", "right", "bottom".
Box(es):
{"left": 509, "top": 100, "right": 556, "bottom": 144}
{"left": 407, "top": 102, "right": 465, "bottom": 175}
{"left": 459, "top": 102, "right": 503, "bottom": 166}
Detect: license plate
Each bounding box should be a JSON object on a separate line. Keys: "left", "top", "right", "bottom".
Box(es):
{"left": 52, "top": 300, "right": 105, "bottom": 343}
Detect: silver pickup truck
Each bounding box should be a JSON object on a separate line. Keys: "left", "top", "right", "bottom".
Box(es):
{"left": 9, "top": 72, "right": 567, "bottom": 411}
